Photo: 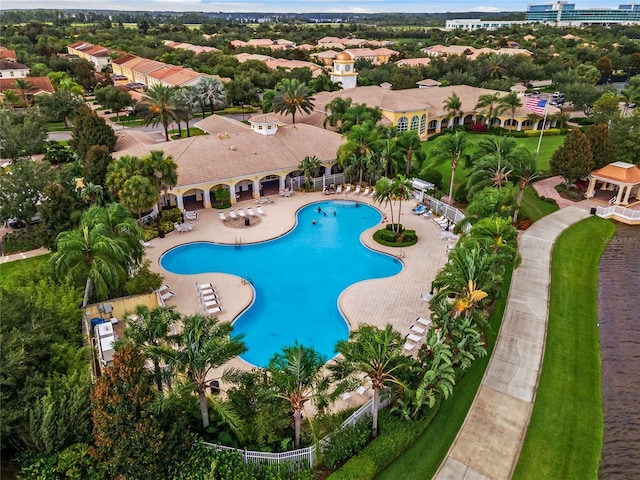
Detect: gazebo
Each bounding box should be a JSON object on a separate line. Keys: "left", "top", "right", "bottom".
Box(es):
{"left": 584, "top": 161, "right": 640, "bottom": 205}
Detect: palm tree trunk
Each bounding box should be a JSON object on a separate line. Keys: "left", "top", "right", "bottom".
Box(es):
{"left": 294, "top": 410, "right": 302, "bottom": 449}
{"left": 177, "top": 122, "right": 183, "bottom": 138}
{"left": 153, "top": 359, "right": 164, "bottom": 393}
{"left": 163, "top": 125, "right": 169, "bottom": 142}
{"left": 513, "top": 186, "right": 525, "bottom": 223}
{"left": 448, "top": 165, "right": 457, "bottom": 205}
{"left": 372, "top": 388, "right": 380, "bottom": 438}
{"left": 82, "top": 277, "right": 93, "bottom": 307}
{"left": 198, "top": 390, "right": 210, "bottom": 428}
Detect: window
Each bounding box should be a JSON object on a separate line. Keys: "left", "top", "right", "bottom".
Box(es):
{"left": 410, "top": 115, "right": 419, "bottom": 131}
{"left": 397, "top": 116, "right": 408, "bottom": 132}
{"left": 420, "top": 114, "right": 427, "bottom": 134}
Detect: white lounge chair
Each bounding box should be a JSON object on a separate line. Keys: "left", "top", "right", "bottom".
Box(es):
{"left": 196, "top": 282, "right": 214, "bottom": 291}
{"left": 354, "top": 185, "right": 361, "bottom": 195}
{"left": 185, "top": 222, "right": 194, "bottom": 232}
{"left": 201, "top": 299, "right": 220, "bottom": 307}
{"left": 200, "top": 294, "right": 217, "bottom": 303}
{"left": 247, "top": 207, "right": 256, "bottom": 217}
{"left": 362, "top": 187, "right": 370, "bottom": 196}
{"left": 238, "top": 208, "right": 246, "bottom": 218}
{"left": 159, "top": 284, "right": 171, "bottom": 293}
{"left": 340, "top": 392, "right": 352, "bottom": 401}
{"left": 184, "top": 210, "right": 198, "bottom": 220}
{"left": 160, "top": 291, "right": 175, "bottom": 301}
{"left": 356, "top": 385, "right": 369, "bottom": 395}
{"left": 344, "top": 184, "right": 352, "bottom": 194}
{"left": 416, "top": 317, "right": 432, "bottom": 328}
{"left": 403, "top": 342, "right": 416, "bottom": 352}
{"left": 228, "top": 210, "right": 238, "bottom": 220}
{"left": 407, "top": 333, "right": 422, "bottom": 343}
{"left": 410, "top": 324, "right": 425, "bottom": 335}
{"left": 256, "top": 205, "right": 265, "bottom": 215}
{"left": 140, "top": 239, "right": 152, "bottom": 248}
{"left": 204, "top": 305, "right": 222, "bottom": 315}
{"left": 336, "top": 184, "right": 342, "bottom": 194}
{"left": 219, "top": 212, "right": 228, "bottom": 222}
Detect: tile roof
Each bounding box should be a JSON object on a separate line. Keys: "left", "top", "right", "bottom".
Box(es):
{"left": 0, "top": 61, "right": 28, "bottom": 70}
{"left": 396, "top": 58, "right": 432, "bottom": 67}
{"left": 592, "top": 162, "right": 640, "bottom": 184}
{"left": 113, "top": 120, "right": 343, "bottom": 188}
{"left": 0, "top": 76, "right": 54, "bottom": 94}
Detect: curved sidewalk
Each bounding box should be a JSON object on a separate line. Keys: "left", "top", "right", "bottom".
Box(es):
{"left": 434, "top": 207, "right": 590, "bottom": 480}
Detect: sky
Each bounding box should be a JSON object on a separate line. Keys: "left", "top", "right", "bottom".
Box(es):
{"left": 0, "top": 1, "right": 625, "bottom": 15}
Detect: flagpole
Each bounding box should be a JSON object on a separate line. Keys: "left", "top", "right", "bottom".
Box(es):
{"left": 536, "top": 100, "right": 549, "bottom": 156}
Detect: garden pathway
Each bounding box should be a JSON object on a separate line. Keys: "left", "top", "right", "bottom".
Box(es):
{"left": 433, "top": 206, "right": 590, "bottom": 480}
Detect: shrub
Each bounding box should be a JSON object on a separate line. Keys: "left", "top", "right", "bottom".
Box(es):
{"left": 322, "top": 420, "right": 372, "bottom": 469}
{"left": 2, "top": 227, "right": 45, "bottom": 254}
{"left": 421, "top": 169, "right": 443, "bottom": 190}
{"left": 523, "top": 128, "right": 562, "bottom": 137}
{"left": 384, "top": 223, "right": 403, "bottom": 233}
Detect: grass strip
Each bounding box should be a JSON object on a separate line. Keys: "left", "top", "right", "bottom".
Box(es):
{"left": 376, "top": 265, "right": 513, "bottom": 480}
{"left": 513, "top": 216, "right": 614, "bottom": 480}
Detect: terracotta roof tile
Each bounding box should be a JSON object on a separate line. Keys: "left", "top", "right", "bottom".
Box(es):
{"left": 592, "top": 162, "right": 640, "bottom": 184}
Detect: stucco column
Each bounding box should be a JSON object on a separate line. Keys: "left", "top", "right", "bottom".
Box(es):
{"left": 622, "top": 184, "right": 632, "bottom": 205}
{"left": 600, "top": 181, "right": 608, "bottom": 190}
{"left": 636, "top": 186, "right": 640, "bottom": 200}
{"left": 176, "top": 194, "right": 184, "bottom": 210}
{"left": 585, "top": 176, "right": 597, "bottom": 198}
{"left": 203, "top": 189, "right": 212, "bottom": 208}
{"left": 324, "top": 166, "right": 332, "bottom": 176}
{"left": 252, "top": 179, "right": 261, "bottom": 199}
{"left": 280, "top": 176, "right": 287, "bottom": 190}
{"left": 615, "top": 185, "right": 625, "bottom": 205}
{"left": 517, "top": 120, "right": 523, "bottom": 131}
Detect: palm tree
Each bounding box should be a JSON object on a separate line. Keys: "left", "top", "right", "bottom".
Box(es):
{"left": 106, "top": 155, "right": 141, "bottom": 197}
{"left": 266, "top": 343, "right": 331, "bottom": 449}
{"left": 323, "top": 97, "right": 352, "bottom": 130}
{"left": 2, "top": 90, "right": 20, "bottom": 110}
{"left": 619, "top": 86, "right": 640, "bottom": 116}
{"left": 298, "top": 155, "right": 322, "bottom": 190}
{"left": 272, "top": 78, "right": 315, "bottom": 124}
{"left": 474, "top": 92, "right": 505, "bottom": 127}
{"left": 119, "top": 175, "right": 157, "bottom": 225}
{"left": 377, "top": 125, "right": 398, "bottom": 177}
{"left": 509, "top": 145, "right": 539, "bottom": 223}
{"left": 463, "top": 216, "right": 520, "bottom": 265}
{"left": 467, "top": 155, "right": 513, "bottom": 200}
{"left": 498, "top": 91, "right": 522, "bottom": 130}
{"left": 124, "top": 306, "right": 179, "bottom": 393}
{"left": 443, "top": 92, "right": 463, "bottom": 128}
{"left": 455, "top": 186, "right": 515, "bottom": 232}
{"left": 339, "top": 104, "right": 382, "bottom": 133}
{"left": 174, "top": 88, "right": 195, "bottom": 138}
{"left": 390, "top": 174, "right": 414, "bottom": 234}
{"left": 51, "top": 220, "right": 128, "bottom": 307}
{"left": 373, "top": 176, "right": 395, "bottom": 225}
{"left": 482, "top": 54, "right": 507, "bottom": 79}
{"left": 80, "top": 182, "right": 104, "bottom": 206}
{"left": 194, "top": 76, "right": 226, "bottom": 116}
{"left": 141, "top": 150, "right": 178, "bottom": 216}
{"left": 395, "top": 130, "right": 426, "bottom": 176}
{"left": 13, "top": 79, "right": 36, "bottom": 107}
{"left": 167, "top": 314, "right": 246, "bottom": 428}
{"left": 429, "top": 130, "right": 468, "bottom": 204}
{"left": 136, "top": 84, "right": 185, "bottom": 141}
{"left": 332, "top": 324, "right": 411, "bottom": 438}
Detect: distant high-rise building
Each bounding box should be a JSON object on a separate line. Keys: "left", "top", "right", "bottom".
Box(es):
{"left": 525, "top": 2, "right": 640, "bottom": 25}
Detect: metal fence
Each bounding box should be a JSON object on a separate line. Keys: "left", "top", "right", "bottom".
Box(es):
{"left": 420, "top": 194, "right": 466, "bottom": 224}
{"left": 596, "top": 205, "right": 640, "bottom": 222}
{"left": 203, "top": 391, "right": 390, "bottom": 470}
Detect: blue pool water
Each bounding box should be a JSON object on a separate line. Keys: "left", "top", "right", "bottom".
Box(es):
{"left": 160, "top": 200, "right": 402, "bottom": 366}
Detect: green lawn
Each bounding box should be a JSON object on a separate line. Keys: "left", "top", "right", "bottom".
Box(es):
{"left": 0, "top": 254, "right": 51, "bottom": 289}
{"left": 513, "top": 216, "right": 615, "bottom": 480}
{"left": 518, "top": 186, "right": 559, "bottom": 222}
{"left": 378, "top": 265, "right": 514, "bottom": 480}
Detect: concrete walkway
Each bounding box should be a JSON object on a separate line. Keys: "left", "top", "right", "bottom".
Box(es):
{"left": 434, "top": 206, "right": 590, "bottom": 480}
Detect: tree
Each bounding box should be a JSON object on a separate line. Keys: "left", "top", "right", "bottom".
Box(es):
{"left": 124, "top": 306, "right": 179, "bottom": 393}
{"left": 82, "top": 145, "right": 112, "bottom": 188}
{"left": 609, "top": 111, "right": 640, "bottom": 166}
{"left": 141, "top": 150, "right": 178, "bottom": 217}
{"left": 0, "top": 158, "right": 54, "bottom": 227}
{"left": 266, "top": 343, "right": 331, "bottom": 449}
{"left": 464, "top": 215, "right": 520, "bottom": 265}
{"left": 564, "top": 83, "right": 614, "bottom": 116}
{"left": 119, "top": 175, "right": 157, "bottom": 224}
{"left": 550, "top": 129, "right": 595, "bottom": 186}
{"left": 69, "top": 105, "right": 117, "bottom": 161}
{"left": 36, "top": 89, "right": 84, "bottom": 127}
{"left": 91, "top": 344, "right": 190, "bottom": 479}
{"left": 467, "top": 153, "right": 513, "bottom": 200}
{"left": 332, "top": 324, "right": 410, "bottom": 438}
{"left": 323, "top": 97, "right": 352, "bottom": 130}
{"left": 339, "top": 120, "right": 380, "bottom": 184}
{"left": 298, "top": 155, "right": 322, "bottom": 189}
{"left": 474, "top": 92, "right": 505, "bottom": 126}
{"left": 428, "top": 130, "right": 468, "bottom": 204}
{"left": 136, "top": 84, "right": 184, "bottom": 142}
{"left": 339, "top": 104, "right": 382, "bottom": 133}
{"left": 591, "top": 92, "right": 621, "bottom": 125}
{"left": 13, "top": 78, "right": 36, "bottom": 107}
{"left": 443, "top": 92, "right": 463, "bottom": 128}
{"left": 94, "top": 85, "right": 133, "bottom": 120}
{"left": 272, "top": 78, "right": 315, "bottom": 124}
{"left": 584, "top": 123, "right": 614, "bottom": 170}
{"left": 38, "top": 181, "right": 79, "bottom": 249}
{"left": 167, "top": 314, "right": 246, "bottom": 428}
{"left": 193, "top": 76, "right": 226, "bottom": 116}
{"left": 395, "top": 130, "right": 425, "bottom": 176}
{"left": 619, "top": 86, "right": 640, "bottom": 116}
{"left": 509, "top": 145, "right": 539, "bottom": 223}
{"left": 390, "top": 174, "right": 414, "bottom": 233}
{"left": 498, "top": 91, "right": 522, "bottom": 130}
{"left": 0, "top": 109, "right": 48, "bottom": 160}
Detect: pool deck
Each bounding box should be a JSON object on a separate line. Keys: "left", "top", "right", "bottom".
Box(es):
{"left": 144, "top": 191, "right": 453, "bottom": 392}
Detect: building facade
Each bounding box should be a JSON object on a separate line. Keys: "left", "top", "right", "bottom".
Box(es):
{"left": 525, "top": 2, "right": 640, "bottom": 25}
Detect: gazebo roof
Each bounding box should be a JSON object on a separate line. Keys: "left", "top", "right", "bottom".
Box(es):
{"left": 592, "top": 162, "right": 640, "bottom": 184}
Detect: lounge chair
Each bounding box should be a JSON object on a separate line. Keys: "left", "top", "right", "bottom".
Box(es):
{"left": 406, "top": 333, "right": 422, "bottom": 343}
{"left": 344, "top": 184, "right": 351, "bottom": 194}
{"left": 356, "top": 385, "right": 369, "bottom": 395}
{"left": 200, "top": 293, "right": 217, "bottom": 302}
{"left": 140, "top": 239, "right": 152, "bottom": 248}
{"left": 403, "top": 342, "right": 416, "bottom": 352}
{"left": 412, "top": 205, "right": 426, "bottom": 215}
{"left": 196, "top": 282, "right": 214, "bottom": 291}
{"left": 185, "top": 222, "right": 194, "bottom": 232}
{"left": 368, "top": 190, "right": 374, "bottom": 198}
{"left": 228, "top": 210, "right": 238, "bottom": 220}
{"left": 336, "top": 184, "right": 342, "bottom": 194}
{"left": 174, "top": 223, "right": 188, "bottom": 233}
{"left": 247, "top": 207, "right": 256, "bottom": 217}
{"left": 340, "top": 392, "right": 352, "bottom": 401}
{"left": 362, "top": 187, "right": 370, "bottom": 196}
{"left": 204, "top": 305, "right": 223, "bottom": 315}
{"left": 184, "top": 210, "right": 198, "bottom": 220}
{"left": 201, "top": 299, "right": 220, "bottom": 307}
{"left": 410, "top": 324, "right": 425, "bottom": 335}
{"left": 354, "top": 185, "right": 361, "bottom": 195}
{"left": 219, "top": 212, "right": 228, "bottom": 222}
{"left": 256, "top": 205, "right": 265, "bottom": 215}
{"left": 416, "top": 317, "right": 432, "bottom": 328}
{"left": 238, "top": 208, "right": 246, "bottom": 218}
{"left": 160, "top": 291, "right": 175, "bottom": 301}
{"left": 159, "top": 284, "right": 171, "bottom": 293}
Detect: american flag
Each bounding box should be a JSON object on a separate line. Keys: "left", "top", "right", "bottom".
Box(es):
{"left": 525, "top": 98, "right": 547, "bottom": 115}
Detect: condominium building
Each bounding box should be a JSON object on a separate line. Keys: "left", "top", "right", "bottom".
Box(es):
{"left": 525, "top": 2, "right": 640, "bottom": 25}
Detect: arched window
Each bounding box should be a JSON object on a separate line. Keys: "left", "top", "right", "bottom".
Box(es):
{"left": 397, "top": 116, "right": 408, "bottom": 132}
{"left": 420, "top": 114, "right": 427, "bottom": 134}
{"left": 410, "top": 115, "right": 420, "bottom": 131}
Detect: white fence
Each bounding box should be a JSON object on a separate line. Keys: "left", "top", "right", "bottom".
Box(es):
{"left": 203, "top": 392, "right": 390, "bottom": 471}
{"left": 420, "top": 194, "right": 466, "bottom": 224}
{"left": 596, "top": 205, "right": 640, "bottom": 224}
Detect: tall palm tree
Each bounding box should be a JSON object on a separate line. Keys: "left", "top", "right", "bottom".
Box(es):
{"left": 323, "top": 97, "right": 352, "bottom": 130}
{"left": 106, "top": 155, "right": 141, "bottom": 197}
{"left": 390, "top": 174, "right": 414, "bottom": 234}
{"left": 395, "top": 130, "right": 425, "bottom": 176}
{"left": 13, "top": 79, "right": 36, "bottom": 107}
{"left": 482, "top": 54, "right": 507, "bottom": 79}
{"left": 332, "top": 324, "right": 411, "bottom": 438}
{"left": 339, "top": 104, "right": 382, "bottom": 133}
{"left": 298, "top": 155, "right": 322, "bottom": 190}
{"left": 166, "top": 314, "right": 246, "bottom": 428}
{"left": 2, "top": 90, "right": 20, "bottom": 110}
{"left": 455, "top": 186, "right": 515, "bottom": 232}
{"left": 498, "top": 91, "right": 522, "bottom": 130}
{"left": 136, "top": 84, "right": 185, "bottom": 141}
{"left": 266, "top": 343, "right": 331, "bottom": 449}
{"left": 194, "top": 76, "right": 226, "bottom": 116}
{"left": 467, "top": 155, "right": 513, "bottom": 200}
{"left": 429, "top": 130, "right": 468, "bottom": 204}
{"left": 509, "top": 145, "right": 539, "bottom": 223}
{"left": 119, "top": 175, "right": 157, "bottom": 225}
{"left": 373, "top": 176, "right": 395, "bottom": 225}
{"left": 377, "top": 125, "right": 398, "bottom": 177}
{"left": 124, "top": 306, "right": 179, "bottom": 393}
{"left": 141, "top": 150, "right": 178, "bottom": 215}
{"left": 474, "top": 92, "right": 505, "bottom": 127}
{"left": 443, "top": 92, "right": 463, "bottom": 128}
{"left": 272, "top": 78, "right": 315, "bottom": 124}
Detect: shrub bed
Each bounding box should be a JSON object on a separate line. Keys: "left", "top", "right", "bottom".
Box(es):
{"left": 523, "top": 128, "right": 562, "bottom": 137}
{"left": 373, "top": 226, "right": 417, "bottom": 247}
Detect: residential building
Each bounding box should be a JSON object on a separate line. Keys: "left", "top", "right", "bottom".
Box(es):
{"left": 0, "top": 60, "right": 29, "bottom": 79}
{"left": 421, "top": 45, "right": 532, "bottom": 59}
{"left": 525, "top": 2, "right": 640, "bottom": 26}
{"left": 445, "top": 18, "right": 532, "bottom": 30}
{"left": 396, "top": 58, "right": 432, "bottom": 68}
{"left": 66, "top": 41, "right": 110, "bottom": 70}
{"left": 0, "top": 46, "right": 18, "bottom": 62}
{"left": 0, "top": 77, "right": 54, "bottom": 106}
{"left": 162, "top": 40, "right": 220, "bottom": 55}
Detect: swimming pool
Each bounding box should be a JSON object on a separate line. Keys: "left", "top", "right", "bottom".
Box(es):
{"left": 160, "top": 200, "right": 402, "bottom": 367}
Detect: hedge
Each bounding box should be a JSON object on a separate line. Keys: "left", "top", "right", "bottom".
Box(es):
{"left": 523, "top": 128, "right": 562, "bottom": 137}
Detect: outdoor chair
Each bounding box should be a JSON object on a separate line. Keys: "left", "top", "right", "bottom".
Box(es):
{"left": 238, "top": 208, "right": 246, "bottom": 218}
{"left": 219, "top": 212, "right": 228, "bottom": 222}
{"left": 247, "top": 207, "right": 256, "bottom": 217}
{"left": 256, "top": 205, "right": 265, "bottom": 215}
{"left": 228, "top": 210, "right": 238, "bottom": 220}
